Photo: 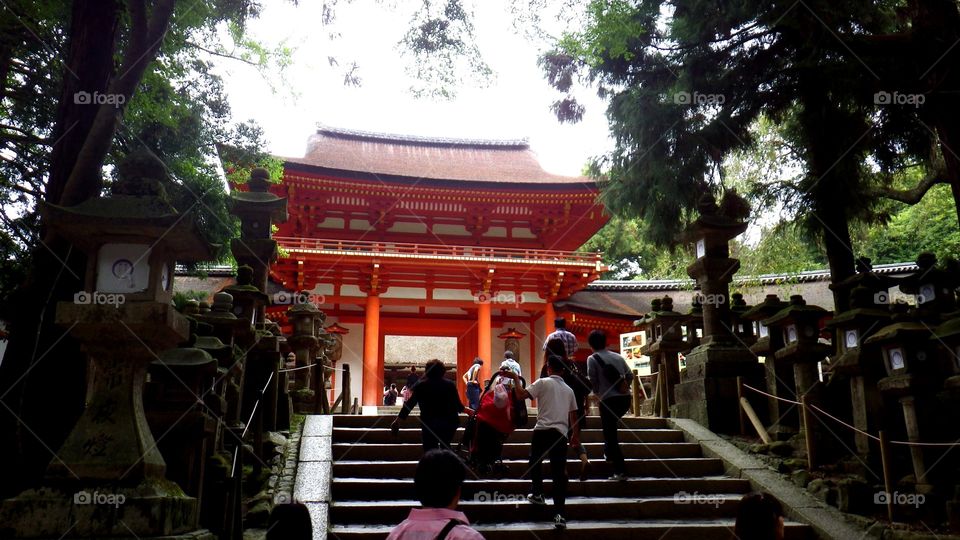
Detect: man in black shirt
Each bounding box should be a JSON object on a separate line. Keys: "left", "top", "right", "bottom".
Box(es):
{"left": 392, "top": 359, "right": 464, "bottom": 452}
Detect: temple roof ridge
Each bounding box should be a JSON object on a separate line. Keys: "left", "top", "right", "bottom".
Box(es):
{"left": 589, "top": 261, "right": 921, "bottom": 291}
{"left": 316, "top": 124, "right": 531, "bottom": 149}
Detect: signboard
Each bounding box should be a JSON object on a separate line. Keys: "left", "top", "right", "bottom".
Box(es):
{"left": 619, "top": 330, "right": 651, "bottom": 375}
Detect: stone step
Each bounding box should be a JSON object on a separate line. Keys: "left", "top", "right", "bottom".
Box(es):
{"left": 328, "top": 520, "right": 814, "bottom": 540}
{"left": 331, "top": 457, "right": 725, "bottom": 479}
{"left": 332, "top": 414, "right": 668, "bottom": 430}
{"left": 330, "top": 495, "right": 747, "bottom": 523}
{"left": 332, "top": 427, "right": 685, "bottom": 444}
{"left": 330, "top": 441, "right": 703, "bottom": 461}
{"left": 331, "top": 477, "right": 751, "bottom": 501}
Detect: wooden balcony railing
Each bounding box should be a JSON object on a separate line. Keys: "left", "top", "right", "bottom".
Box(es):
{"left": 275, "top": 237, "right": 605, "bottom": 269}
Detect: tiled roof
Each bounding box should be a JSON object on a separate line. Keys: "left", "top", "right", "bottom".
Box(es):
{"left": 587, "top": 262, "right": 920, "bottom": 292}
{"left": 280, "top": 126, "right": 592, "bottom": 186}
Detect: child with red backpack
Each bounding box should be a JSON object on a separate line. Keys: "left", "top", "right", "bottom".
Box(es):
{"left": 460, "top": 369, "right": 526, "bottom": 475}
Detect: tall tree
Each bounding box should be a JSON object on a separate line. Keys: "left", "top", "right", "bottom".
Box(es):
{"left": 542, "top": 1, "right": 959, "bottom": 311}
{"left": 0, "top": 0, "right": 279, "bottom": 494}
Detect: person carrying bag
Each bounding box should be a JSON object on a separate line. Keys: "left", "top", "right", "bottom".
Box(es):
{"left": 586, "top": 329, "right": 634, "bottom": 481}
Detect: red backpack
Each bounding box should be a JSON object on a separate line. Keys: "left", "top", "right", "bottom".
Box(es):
{"left": 475, "top": 375, "right": 516, "bottom": 435}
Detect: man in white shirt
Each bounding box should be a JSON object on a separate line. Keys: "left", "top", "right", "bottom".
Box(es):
{"left": 499, "top": 351, "right": 522, "bottom": 387}
{"left": 501, "top": 355, "right": 579, "bottom": 529}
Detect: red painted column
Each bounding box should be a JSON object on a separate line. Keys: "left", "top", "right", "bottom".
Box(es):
{"left": 362, "top": 294, "right": 381, "bottom": 407}
{"left": 477, "top": 301, "right": 492, "bottom": 383}
{"left": 544, "top": 302, "right": 556, "bottom": 342}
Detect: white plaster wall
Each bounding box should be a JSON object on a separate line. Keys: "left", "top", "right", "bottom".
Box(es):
{"left": 333, "top": 320, "right": 364, "bottom": 411}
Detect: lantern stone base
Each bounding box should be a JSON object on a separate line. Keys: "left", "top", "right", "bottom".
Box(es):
{"left": 292, "top": 388, "right": 317, "bottom": 414}
{"left": 671, "top": 343, "right": 763, "bottom": 433}
{"left": 0, "top": 481, "right": 208, "bottom": 539}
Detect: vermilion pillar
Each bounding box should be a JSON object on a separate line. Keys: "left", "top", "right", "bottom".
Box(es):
{"left": 362, "top": 294, "right": 381, "bottom": 407}
{"left": 544, "top": 302, "right": 556, "bottom": 340}
{"left": 477, "top": 301, "right": 492, "bottom": 383}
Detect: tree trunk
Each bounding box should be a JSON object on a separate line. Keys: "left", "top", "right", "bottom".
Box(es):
{"left": 44, "top": 0, "right": 122, "bottom": 207}
{"left": 797, "top": 81, "right": 857, "bottom": 313}
{"left": 0, "top": 0, "right": 120, "bottom": 496}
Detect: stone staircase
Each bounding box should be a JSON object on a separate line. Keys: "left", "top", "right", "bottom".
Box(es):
{"left": 299, "top": 414, "right": 816, "bottom": 539}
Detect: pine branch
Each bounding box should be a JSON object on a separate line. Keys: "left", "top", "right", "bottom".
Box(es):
{"left": 869, "top": 164, "right": 948, "bottom": 204}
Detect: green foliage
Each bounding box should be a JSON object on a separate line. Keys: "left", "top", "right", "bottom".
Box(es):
{"left": 543, "top": 0, "right": 959, "bottom": 289}
{"left": 860, "top": 185, "right": 960, "bottom": 265}
{"left": 0, "top": 1, "right": 286, "bottom": 297}
{"left": 173, "top": 290, "right": 210, "bottom": 312}
{"left": 399, "top": 0, "right": 493, "bottom": 99}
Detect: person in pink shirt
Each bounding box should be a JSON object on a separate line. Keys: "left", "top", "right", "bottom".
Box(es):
{"left": 387, "top": 449, "right": 485, "bottom": 540}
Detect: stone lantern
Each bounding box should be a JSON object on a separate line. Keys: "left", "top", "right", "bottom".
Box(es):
{"left": 0, "top": 151, "right": 215, "bottom": 538}
{"left": 729, "top": 293, "right": 756, "bottom": 346}
{"left": 672, "top": 193, "right": 762, "bottom": 432}
{"left": 640, "top": 296, "right": 687, "bottom": 413}
{"left": 287, "top": 298, "right": 321, "bottom": 410}
{"left": 762, "top": 295, "right": 831, "bottom": 433}
{"left": 824, "top": 286, "right": 891, "bottom": 461}
{"left": 866, "top": 307, "right": 939, "bottom": 492}
{"left": 228, "top": 166, "right": 287, "bottom": 324}
{"left": 931, "top": 314, "right": 960, "bottom": 390}
{"left": 929, "top": 312, "right": 960, "bottom": 529}
{"left": 741, "top": 294, "right": 792, "bottom": 437}
{"left": 196, "top": 291, "right": 248, "bottom": 426}
{"left": 223, "top": 265, "right": 268, "bottom": 331}
{"left": 682, "top": 295, "right": 704, "bottom": 349}
{"left": 326, "top": 322, "right": 349, "bottom": 367}
{"left": 899, "top": 252, "right": 957, "bottom": 322}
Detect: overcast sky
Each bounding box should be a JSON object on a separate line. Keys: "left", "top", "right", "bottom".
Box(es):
{"left": 213, "top": 0, "right": 611, "bottom": 176}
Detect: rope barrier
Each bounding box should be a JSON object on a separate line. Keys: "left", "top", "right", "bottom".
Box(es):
{"left": 740, "top": 384, "right": 960, "bottom": 449}
{"left": 807, "top": 404, "right": 880, "bottom": 442}
{"left": 279, "top": 363, "right": 317, "bottom": 373}
{"left": 278, "top": 363, "right": 348, "bottom": 373}
{"left": 742, "top": 383, "right": 802, "bottom": 406}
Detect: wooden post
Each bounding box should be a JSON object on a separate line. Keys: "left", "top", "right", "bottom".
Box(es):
{"left": 801, "top": 395, "right": 816, "bottom": 470}
{"left": 740, "top": 397, "right": 772, "bottom": 444}
{"left": 631, "top": 369, "right": 641, "bottom": 417}
{"left": 737, "top": 376, "right": 747, "bottom": 436}
{"left": 341, "top": 364, "right": 351, "bottom": 414}
{"left": 660, "top": 369, "right": 671, "bottom": 418}
{"left": 879, "top": 430, "right": 895, "bottom": 522}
